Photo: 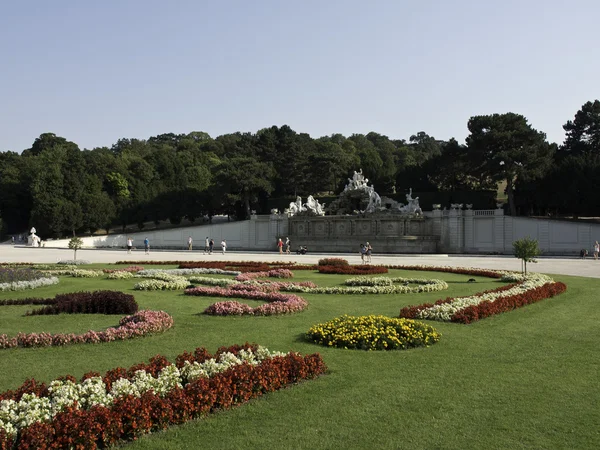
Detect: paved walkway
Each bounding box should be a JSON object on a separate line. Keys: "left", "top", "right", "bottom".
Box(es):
{"left": 1, "top": 246, "right": 598, "bottom": 279}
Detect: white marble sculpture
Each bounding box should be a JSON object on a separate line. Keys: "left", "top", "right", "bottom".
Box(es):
{"left": 365, "top": 185, "right": 382, "bottom": 213}
{"left": 305, "top": 195, "right": 326, "bottom": 216}
{"left": 395, "top": 189, "right": 423, "bottom": 215}
{"left": 285, "top": 196, "right": 325, "bottom": 217}
{"left": 345, "top": 169, "right": 369, "bottom": 191}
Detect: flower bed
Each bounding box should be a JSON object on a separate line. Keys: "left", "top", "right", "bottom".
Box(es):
{"left": 133, "top": 278, "right": 190, "bottom": 291}
{"left": 386, "top": 264, "right": 505, "bottom": 279}
{"left": 138, "top": 268, "right": 241, "bottom": 277}
{"left": 103, "top": 266, "right": 144, "bottom": 274}
{"left": 0, "top": 343, "right": 326, "bottom": 448}
{"left": 317, "top": 265, "right": 388, "bottom": 275}
{"left": 0, "top": 276, "right": 59, "bottom": 292}
{"left": 25, "top": 291, "right": 138, "bottom": 316}
{"left": 179, "top": 261, "right": 297, "bottom": 273}
{"left": 234, "top": 268, "right": 294, "bottom": 282}
{"left": 107, "top": 271, "right": 135, "bottom": 280}
{"left": 0, "top": 310, "right": 173, "bottom": 349}
{"left": 0, "top": 267, "right": 59, "bottom": 292}
{"left": 307, "top": 315, "right": 441, "bottom": 350}
{"left": 281, "top": 278, "right": 448, "bottom": 295}
{"left": 399, "top": 272, "right": 567, "bottom": 323}
{"left": 57, "top": 260, "right": 91, "bottom": 265}
{"left": 185, "top": 286, "right": 308, "bottom": 316}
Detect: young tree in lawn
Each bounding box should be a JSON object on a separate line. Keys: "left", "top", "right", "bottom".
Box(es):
{"left": 68, "top": 237, "right": 84, "bottom": 261}
{"left": 513, "top": 237, "right": 540, "bottom": 274}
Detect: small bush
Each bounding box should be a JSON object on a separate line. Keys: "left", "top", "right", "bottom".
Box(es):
{"left": 317, "top": 258, "right": 349, "bottom": 267}
{"left": 26, "top": 291, "right": 138, "bottom": 316}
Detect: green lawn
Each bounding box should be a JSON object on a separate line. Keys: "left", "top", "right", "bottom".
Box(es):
{"left": 1, "top": 267, "right": 599, "bottom": 449}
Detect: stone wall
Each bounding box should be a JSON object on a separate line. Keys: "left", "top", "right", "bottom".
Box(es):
{"left": 288, "top": 215, "right": 439, "bottom": 253}
{"left": 39, "top": 211, "right": 600, "bottom": 256}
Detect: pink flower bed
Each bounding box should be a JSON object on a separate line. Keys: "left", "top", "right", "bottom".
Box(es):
{"left": 230, "top": 281, "right": 316, "bottom": 293}
{"left": 234, "top": 268, "right": 294, "bottom": 282}
{"left": 185, "top": 286, "right": 308, "bottom": 316}
{"left": 0, "top": 310, "right": 173, "bottom": 349}
{"left": 103, "top": 266, "right": 144, "bottom": 274}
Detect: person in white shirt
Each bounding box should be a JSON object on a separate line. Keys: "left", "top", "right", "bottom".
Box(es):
{"left": 204, "top": 237, "right": 210, "bottom": 254}
{"left": 126, "top": 237, "right": 133, "bottom": 254}
{"left": 221, "top": 239, "right": 227, "bottom": 254}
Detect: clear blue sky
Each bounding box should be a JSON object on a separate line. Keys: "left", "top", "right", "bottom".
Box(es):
{"left": 1, "top": 0, "right": 598, "bottom": 152}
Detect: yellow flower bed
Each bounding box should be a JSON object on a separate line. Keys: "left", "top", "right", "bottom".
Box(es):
{"left": 306, "top": 315, "right": 441, "bottom": 351}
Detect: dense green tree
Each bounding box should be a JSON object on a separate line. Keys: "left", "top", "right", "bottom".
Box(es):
{"left": 466, "top": 113, "right": 553, "bottom": 216}
{"left": 562, "top": 100, "right": 600, "bottom": 156}
{"left": 214, "top": 157, "right": 275, "bottom": 218}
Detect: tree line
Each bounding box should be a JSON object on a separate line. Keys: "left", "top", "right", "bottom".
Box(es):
{"left": 0, "top": 100, "right": 598, "bottom": 239}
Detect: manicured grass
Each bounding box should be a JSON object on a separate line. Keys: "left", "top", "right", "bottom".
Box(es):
{"left": 1, "top": 267, "right": 598, "bottom": 449}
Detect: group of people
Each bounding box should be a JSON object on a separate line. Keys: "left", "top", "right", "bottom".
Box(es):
{"left": 582, "top": 240, "right": 600, "bottom": 259}
{"left": 277, "top": 237, "right": 296, "bottom": 255}
{"left": 360, "top": 242, "right": 372, "bottom": 263}
{"left": 126, "top": 237, "right": 150, "bottom": 255}
{"left": 125, "top": 236, "right": 228, "bottom": 255}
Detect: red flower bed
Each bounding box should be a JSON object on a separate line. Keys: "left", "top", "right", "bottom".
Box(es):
{"left": 399, "top": 283, "right": 518, "bottom": 319}
{"left": 179, "top": 261, "right": 298, "bottom": 273}
{"left": 0, "top": 344, "right": 327, "bottom": 449}
{"left": 450, "top": 282, "right": 567, "bottom": 324}
{"left": 317, "top": 265, "right": 388, "bottom": 275}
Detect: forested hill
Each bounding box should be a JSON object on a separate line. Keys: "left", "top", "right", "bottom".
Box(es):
{"left": 1, "top": 100, "right": 599, "bottom": 239}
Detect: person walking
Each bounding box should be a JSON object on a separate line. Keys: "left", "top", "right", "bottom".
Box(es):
{"left": 285, "top": 237, "right": 291, "bottom": 254}
{"left": 594, "top": 241, "right": 599, "bottom": 260}
{"left": 209, "top": 238, "right": 214, "bottom": 254}
{"left": 360, "top": 244, "right": 366, "bottom": 263}
{"left": 365, "top": 242, "right": 372, "bottom": 263}
{"left": 126, "top": 237, "right": 133, "bottom": 254}
{"left": 221, "top": 239, "right": 227, "bottom": 255}
{"left": 187, "top": 236, "right": 193, "bottom": 251}
{"left": 144, "top": 237, "right": 150, "bottom": 255}
{"left": 277, "top": 238, "right": 284, "bottom": 254}
{"left": 204, "top": 237, "right": 210, "bottom": 254}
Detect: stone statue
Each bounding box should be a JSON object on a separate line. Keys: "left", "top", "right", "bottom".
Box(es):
{"left": 285, "top": 196, "right": 325, "bottom": 217}
{"left": 305, "top": 195, "right": 325, "bottom": 216}
{"left": 346, "top": 169, "right": 369, "bottom": 191}
{"left": 365, "top": 185, "right": 382, "bottom": 213}
{"left": 30, "top": 227, "right": 36, "bottom": 235}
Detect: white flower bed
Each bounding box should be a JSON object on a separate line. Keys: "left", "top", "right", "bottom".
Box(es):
{"left": 57, "top": 260, "right": 91, "bottom": 265}
{"left": 344, "top": 276, "right": 446, "bottom": 287}
{"left": 69, "top": 269, "right": 104, "bottom": 278}
{"left": 282, "top": 279, "right": 448, "bottom": 295}
{"left": 0, "top": 346, "right": 285, "bottom": 437}
{"left": 138, "top": 268, "right": 241, "bottom": 277}
{"left": 133, "top": 277, "right": 190, "bottom": 291}
{"left": 187, "top": 276, "right": 237, "bottom": 287}
{"left": 415, "top": 273, "right": 553, "bottom": 321}
{"left": 107, "top": 271, "right": 135, "bottom": 280}
{"left": 0, "top": 277, "right": 59, "bottom": 292}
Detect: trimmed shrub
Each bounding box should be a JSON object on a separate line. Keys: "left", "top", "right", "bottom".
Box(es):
{"left": 26, "top": 291, "right": 138, "bottom": 316}
{"left": 317, "top": 258, "right": 349, "bottom": 267}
